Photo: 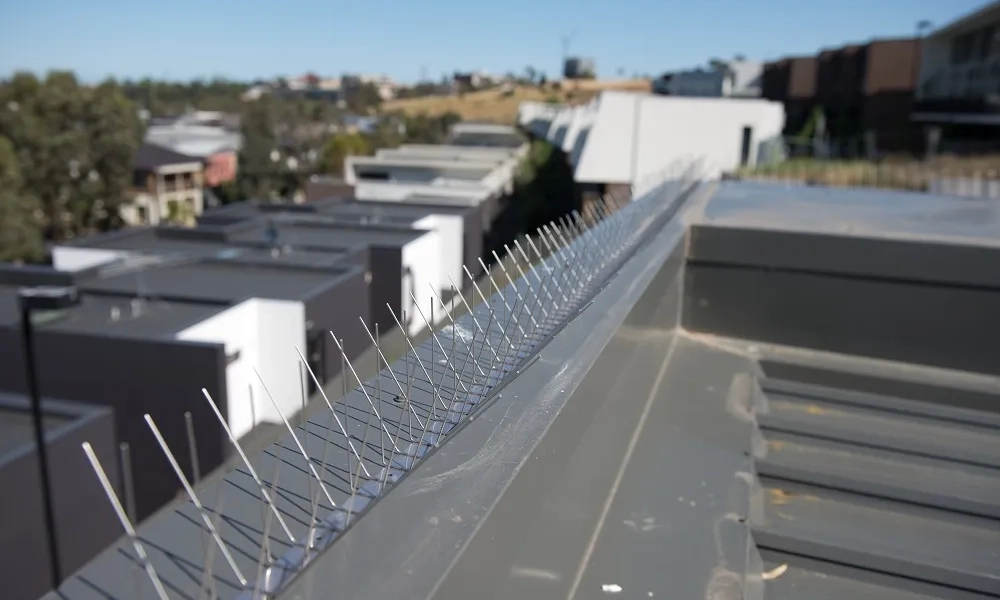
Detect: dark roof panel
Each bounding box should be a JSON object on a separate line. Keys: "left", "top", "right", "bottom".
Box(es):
{"left": 133, "top": 142, "right": 201, "bottom": 171}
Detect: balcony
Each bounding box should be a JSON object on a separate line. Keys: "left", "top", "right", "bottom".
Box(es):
{"left": 920, "top": 59, "right": 1000, "bottom": 100}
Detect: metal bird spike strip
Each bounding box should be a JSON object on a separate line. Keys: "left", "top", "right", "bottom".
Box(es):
{"left": 74, "top": 166, "right": 698, "bottom": 599}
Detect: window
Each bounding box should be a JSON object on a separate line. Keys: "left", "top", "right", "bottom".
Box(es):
{"left": 136, "top": 205, "right": 148, "bottom": 224}
{"left": 953, "top": 32, "right": 976, "bottom": 64}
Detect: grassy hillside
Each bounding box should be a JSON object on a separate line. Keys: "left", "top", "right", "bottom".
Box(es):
{"left": 382, "top": 79, "right": 651, "bottom": 124}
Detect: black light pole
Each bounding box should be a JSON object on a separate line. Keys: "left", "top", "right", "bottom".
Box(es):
{"left": 19, "top": 285, "right": 80, "bottom": 590}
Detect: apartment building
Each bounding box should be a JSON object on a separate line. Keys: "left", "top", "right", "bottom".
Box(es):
{"left": 127, "top": 143, "right": 205, "bottom": 226}
{"left": 145, "top": 113, "right": 241, "bottom": 186}
{"left": 653, "top": 59, "right": 763, "bottom": 98}
{"left": 520, "top": 90, "right": 785, "bottom": 202}
{"left": 762, "top": 38, "right": 922, "bottom": 151}
{"left": 0, "top": 256, "right": 364, "bottom": 521}
{"left": 913, "top": 1, "right": 1000, "bottom": 152}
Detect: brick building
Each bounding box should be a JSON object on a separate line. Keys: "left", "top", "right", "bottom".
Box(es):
{"left": 762, "top": 38, "right": 922, "bottom": 152}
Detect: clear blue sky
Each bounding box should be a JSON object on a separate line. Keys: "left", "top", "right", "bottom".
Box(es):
{"left": 0, "top": 0, "right": 985, "bottom": 83}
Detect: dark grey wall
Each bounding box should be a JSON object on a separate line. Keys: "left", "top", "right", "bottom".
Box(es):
{"left": 367, "top": 247, "right": 403, "bottom": 338}
{"left": 0, "top": 402, "right": 119, "bottom": 600}
{"left": 462, "top": 208, "right": 485, "bottom": 280}
{"left": 683, "top": 264, "right": 1000, "bottom": 377}
{"left": 306, "top": 268, "right": 371, "bottom": 384}
{"left": 0, "top": 328, "right": 228, "bottom": 519}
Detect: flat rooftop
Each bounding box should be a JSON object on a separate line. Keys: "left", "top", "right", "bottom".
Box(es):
{"left": 0, "top": 284, "right": 225, "bottom": 338}
{"left": 69, "top": 227, "right": 356, "bottom": 269}
{"left": 80, "top": 260, "right": 352, "bottom": 305}
{"left": 0, "top": 393, "right": 76, "bottom": 458}
{"left": 228, "top": 218, "right": 427, "bottom": 249}
{"left": 701, "top": 181, "right": 1000, "bottom": 247}
{"left": 200, "top": 199, "right": 474, "bottom": 228}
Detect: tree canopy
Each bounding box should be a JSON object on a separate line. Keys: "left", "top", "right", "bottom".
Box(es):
{"left": 0, "top": 71, "right": 143, "bottom": 258}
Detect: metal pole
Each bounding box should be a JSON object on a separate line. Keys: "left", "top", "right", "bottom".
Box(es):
{"left": 20, "top": 299, "right": 62, "bottom": 587}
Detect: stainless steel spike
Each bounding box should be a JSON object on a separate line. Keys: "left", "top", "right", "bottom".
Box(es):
{"left": 525, "top": 235, "right": 568, "bottom": 305}
{"left": 327, "top": 333, "right": 403, "bottom": 453}
{"left": 376, "top": 323, "right": 385, "bottom": 465}
{"left": 293, "top": 348, "right": 373, "bottom": 479}
{"left": 407, "top": 290, "right": 471, "bottom": 399}
{"left": 184, "top": 411, "right": 201, "bottom": 484}
{"left": 83, "top": 442, "right": 170, "bottom": 600}
{"left": 385, "top": 304, "right": 451, "bottom": 413}
{"left": 444, "top": 274, "right": 502, "bottom": 363}
{"left": 358, "top": 317, "right": 429, "bottom": 430}
{"left": 298, "top": 362, "right": 308, "bottom": 428}
{"left": 538, "top": 225, "right": 581, "bottom": 297}
{"left": 506, "top": 243, "right": 552, "bottom": 320}
{"left": 199, "top": 493, "right": 224, "bottom": 600}
{"left": 529, "top": 232, "right": 571, "bottom": 308}
{"left": 254, "top": 457, "right": 282, "bottom": 597}
{"left": 492, "top": 250, "right": 539, "bottom": 330}
{"left": 427, "top": 283, "right": 488, "bottom": 378}
{"left": 463, "top": 264, "right": 517, "bottom": 349}
{"left": 201, "top": 388, "right": 296, "bottom": 544}
{"left": 549, "top": 222, "right": 588, "bottom": 287}
{"left": 253, "top": 368, "right": 339, "bottom": 510}
{"left": 144, "top": 414, "right": 247, "bottom": 587}
{"left": 118, "top": 442, "right": 137, "bottom": 525}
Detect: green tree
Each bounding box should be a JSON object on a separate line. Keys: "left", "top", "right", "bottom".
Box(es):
{"left": 0, "top": 71, "right": 142, "bottom": 243}
{"left": 319, "top": 133, "right": 371, "bottom": 176}
{"left": 238, "top": 97, "right": 280, "bottom": 198}
{"left": 0, "top": 136, "right": 44, "bottom": 263}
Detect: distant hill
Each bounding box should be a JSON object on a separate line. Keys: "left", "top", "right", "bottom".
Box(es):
{"left": 382, "top": 79, "right": 651, "bottom": 124}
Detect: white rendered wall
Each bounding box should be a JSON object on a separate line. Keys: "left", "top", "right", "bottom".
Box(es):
{"left": 413, "top": 215, "right": 463, "bottom": 296}
{"left": 52, "top": 247, "right": 130, "bottom": 272}
{"left": 401, "top": 232, "right": 444, "bottom": 335}
{"left": 354, "top": 180, "right": 487, "bottom": 204}
{"left": 633, "top": 95, "right": 784, "bottom": 181}
{"left": 175, "top": 298, "right": 306, "bottom": 440}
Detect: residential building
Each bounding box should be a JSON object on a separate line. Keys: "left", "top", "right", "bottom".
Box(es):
{"left": 199, "top": 197, "right": 485, "bottom": 290}
{"left": 53, "top": 224, "right": 371, "bottom": 384}
{"left": 0, "top": 394, "right": 118, "bottom": 600}
{"left": 144, "top": 121, "right": 241, "bottom": 186}
{"left": 452, "top": 71, "right": 498, "bottom": 90}
{"left": 762, "top": 38, "right": 922, "bottom": 151}
{"left": 653, "top": 59, "right": 763, "bottom": 98}
{"left": 913, "top": 1, "right": 1000, "bottom": 151}
{"left": 564, "top": 56, "right": 596, "bottom": 79}
{"left": 449, "top": 122, "right": 527, "bottom": 149}
{"left": 224, "top": 218, "right": 443, "bottom": 337}
{"left": 519, "top": 91, "right": 785, "bottom": 204}
{"left": 127, "top": 143, "right": 205, "bottom": 226}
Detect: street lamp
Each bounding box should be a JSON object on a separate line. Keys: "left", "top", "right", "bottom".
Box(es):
{"left": 18, "top": 285, "right": 80, "bottom": 589}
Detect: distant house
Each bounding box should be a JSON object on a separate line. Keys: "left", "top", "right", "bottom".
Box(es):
{"left": 564, "top": 57, "right": 597, "bottom": 79}
{"left": 126, "top": 143, "right": 205, "bottom": 226}
{"left": 145, "top": 116, "right": 241, "bottom": 187}
{"left": 654, "top": 59, "right": 763, "bottom": 98}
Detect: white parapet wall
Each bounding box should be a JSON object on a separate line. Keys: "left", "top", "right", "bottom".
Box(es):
{"left": 413, "top": 214, "right": 463, "bottom": 298}
{"left": 525, "top": 91, "right": 786, "bottom": 184}
{"left": 51, "top": 247, "right": 130, "bottom": 272}
{"left": 401, "top": 230, "right": 444, "bottom": 336}
{"left": 175, "top": 298, "right": 306, "bottom": 440}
